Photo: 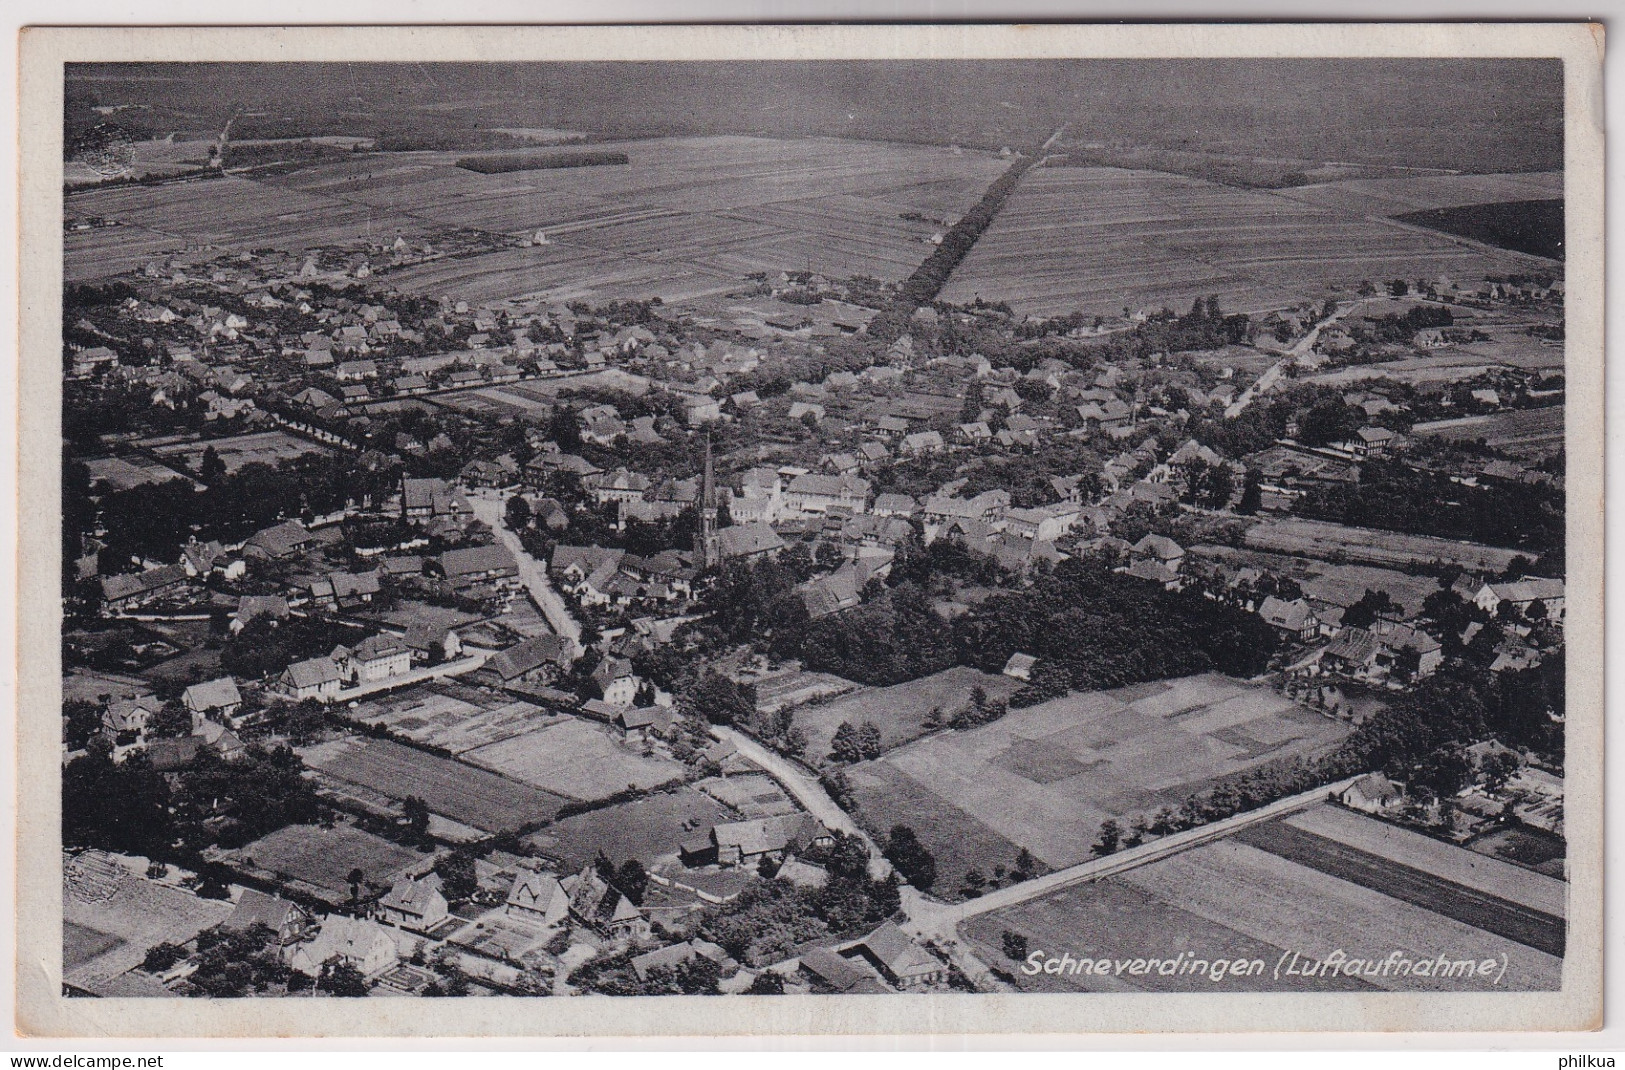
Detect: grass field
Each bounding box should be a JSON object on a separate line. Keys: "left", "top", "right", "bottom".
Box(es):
{"left": 1273, "top": 172, "right": 1563, "bottom": 219}
{"left": 1411, "top": 405, "right": 1565, "bottom": 460}
{"left": 790, "top": 665, "right": 1022, "bottom": 763}
{"left": 524, "top": 787, "right": 735, "bottom": 872}
{"left": 300, "top": 736, "right": 568, "bottom": 833}
{"left": 964, "top": 804, "right": 1564, "bottom": 993}
{"left": 845, "top": 760, "right": 1040, "bottom": 898}
{"left": 63, "top": 921, "right": 123, "bottom": 972}
{"left": 149, "top": 429, "right": 330, "bottom": 476}
{"left": 82, "top": 455, "right": 192, "bottom": 492}
{"left": 230, "top": 824, "right": 424, "bottom": 902}
{"left": 347, "top": 683, "right": 564, "bottom": 755}
{"left": 850, "top": 674, "right": 1348, "bottom": 876}
{"left": 462, "top": 716, "right": 686, "bottom": 801}
{"left": 1243, "top": 517, "right": 1523, "bottom": 572}
{"left": 62, "top": 852, "right": 235, "bottom": 984}
{"left": 937, "top": 166, "right": 1546, "bottom": 318}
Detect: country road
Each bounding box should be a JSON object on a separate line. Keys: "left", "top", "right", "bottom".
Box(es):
{"left": 1225, "top": 301, "right": 1356, "bottom": 418}
{"left": 466, "top": 492, "right": 583, "bottom": 651}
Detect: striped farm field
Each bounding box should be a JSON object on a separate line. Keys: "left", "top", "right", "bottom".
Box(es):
{"left": 301, "top": 736, "right": 568, "bottom": 833}
{"left": 1271, "top": 172, "right": 1564, "bottom": 218}
{"left": 1411, "top": 404, "right": 1565, "bottom": 459}
{"left": 964, "top": 804, "right": 1563, "bottom": 992}
{"left": 1243, "top": 517, "right": 1523, "bottom": 572}
{"left": 938, "top": 166, "right": 1555, "bottom": 318}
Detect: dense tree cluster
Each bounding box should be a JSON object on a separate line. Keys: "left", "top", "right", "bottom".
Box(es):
{"left": 1297, "top": 459, "right": 1565, "bottom": 560}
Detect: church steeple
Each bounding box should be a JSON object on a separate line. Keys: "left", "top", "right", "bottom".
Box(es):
{"left": 696, "top": 432, "right": 719, "bottom": 569}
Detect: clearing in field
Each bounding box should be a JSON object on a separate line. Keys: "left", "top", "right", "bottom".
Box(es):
{"left": 1244, "top": 517, "right": 1523, "bottom": 572}
{"left": 249, "top": 135, "right": 1007, "bottom": 305}
{"left": 227, "top": 824, "right": 424, "bottom": 903}
{"left": 149, "top": 429, "right": 330, "bottom": 477}
{"left": 524, "top": 787, "right": 736, "bottom": 872}
{"left": 938, "top": 166, "right": 1547, "bottom": 319}
{"left": 1411, "top": 405, "right": 1565, "bottom": 460}
{"left": 462, "top": 716, "right": 686, "bottom": 801}
{"left": 346, "top": 682, "right": 565, "bottom": 755}
{"left": 789, "top": 665, "right": 1022, "bottom": 763}
{"left": 62, "top": 851, "right": 235, "bottom": 987}
{"left": 853, "top": 674, "right": 1347, "bottom": 872}
{"left": 300, "top": 736, "right": 568, "bottom": 834}
{"left": 964, "top": 804, "right": 1563, "bottom": 993}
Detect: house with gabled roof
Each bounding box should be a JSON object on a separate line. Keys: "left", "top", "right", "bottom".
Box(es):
{"left": 183, "top": 677, "right": 242, "bottom": 721}
{"left": 561, "top": 866, "right": 650, "bottom": 941}
{"left": 505, "top": 869, "right": 568, "bottom": 926}
{"left": 1258, "top": 596, "right": 1319, "bottom": 642}
{"left": 844, "top": 921, "right": 944, "bottom": 989}
{"left": 377, "top": 874, "right": 448, "bottom": 933}
{"left": 224, "top": 889, "right": 314, "bottom": 946}
{"left": 285, "top": 915, "right": 399, "bottom": 979}
{"left": 281, "top": 656, "right": 344, "bottom": 702}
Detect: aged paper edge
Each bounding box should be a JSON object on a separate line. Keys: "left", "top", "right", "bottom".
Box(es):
{"left": 13, "top": 21, "right": 1605, "bottom": 1038}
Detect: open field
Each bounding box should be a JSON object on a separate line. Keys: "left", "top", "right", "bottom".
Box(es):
{"left": 346, "top": 683, "right": 564, "bottom": 755}
{"left": 82, "top": 454, "right": 192, "bottom": 492}
{"left": 277, "top": 136, "right": 1006, "bottom": 304}
{"left": 1244, "top": 517, "right": 1523, "bottom": 572}
{"left": 845, "top": 760, "right": 1039, "bottom": 898}
{"left": 850, "top": 674, "right": 1348, "bottom": 874}
{"left": 64, "top": 173, "right": 427, "bottom": 282}
{"left": 751, "top": 668, "right": 861, "bottom": 715}
{"left": 227, "top": 824, "right": 424, "bottom": 903}
{"left": 432, "top": 383, "right": 561, "bottom": 421}
{"left": 524, "top": 787, "right": 735, "bottom": 872}
{"left": 696, "top": 773, "right": 798, "bottom": 818}
{"left": 937, "top": 166, "right": 1546, "bottom": 319}
{"left": 63, "top": 851, "right": 235, "bottom": 988}
{"left": 149, "top": 429, "right": 330, "bottom": 476}
{"left": 963, "top": 804, "right": 1563, "bottom": 992}
{"left": 1397, "top": 200, "right": 1563, "bottom": 260}
{"left": 789, "top": 665, "right": 1022, "bottom": 763}
{"left": 1411, "top": 405, "right": 1565, "bottom": 460}
{"left": 1271, "top": 172, "right": 1563, "bottom": 218}
{"left": 300, "top": 736, "right": 567, "bottom": 833}
{"left": 462, "top": 717, "right": 686, "bottom": 801}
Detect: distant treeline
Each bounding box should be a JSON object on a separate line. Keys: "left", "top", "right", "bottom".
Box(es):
{"left": 456, "top": 151, "right": 630, "bottom": 174}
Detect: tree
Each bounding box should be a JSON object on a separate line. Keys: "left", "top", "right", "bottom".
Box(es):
{"left": 318, "top": 958, "right": 371, "bottom": 997}
{"left": 63, "top": 699, "right": 104, "bottom": 751}
{"left": 199, "top": 445, "right": 227, "bottom": 485}
{"left": 142, "top": 941, "right": 187, "bottom": 973}
{"left": 745, "top": 970, "right": 786, "bottom": 994}
{"left": 1236, "top": 470, "right": 1263, "bottom": 515}
{"left": 504, "top": 493, "right": 532, "bottom": 531}
{"left": 830, "top": 721, "right": 863, "bottom": 764}
{"left": 149, "top": 698, "right": 193, "bottom": 740}
{"left": 434, "top": 851, "right": 478, "bottom": 901}
{"left": 1001, "top": 930, "right": 1029, "bottom": 961}
{"left": 1011, "top": 847, "right": 1035, "bottom": 882}
{"left": 1093, "top": 818, "right": 1121, "bottom": 856}
{"left": 1482, "top": 750, "right": 1522, "bottom": 794}
{"left": 1342, "top": 588, "right": 1399, "bottom": 630}
{"left": 402, "top": 795, "right": 430, "bottom": 838}
{"left": 885, "top": 825, "right": 937, "bottom": 891}
{"left": 615, "top": 859, "right": 649, "bottom": 906}
{"left": 1297, "top": 399, "right": 1361, "bottom": 448}
{"left": 347, "top": 867, "right": 366, "bottom": 904}
{"left": 855, "top": 721, "right": 884, "bottom": 761}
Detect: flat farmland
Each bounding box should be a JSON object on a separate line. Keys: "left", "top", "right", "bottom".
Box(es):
{"left": 1244, "top": 517, "right": 1523, "bottom": 572}
{"left": 964, "top": 805, "right": 1563, "bottom": 992}
{"left": 82, "top": 455, "right": 192, "bottom": 492}
{"left": 938, "top": 167, "right": 1545, "bottom": 319}
{"left": 462, "top": 716, "right": 686, "bottom": 801}
{"left": 1271, "top": 172, "right": 1564, "bottom": 218}
{"left": 433, "top": 384, "right": 559, "bottom": 421}
{"left": 789, "top": 665, "right": 1022, "bottom": 763}
{"left": 276, "top": 136, "right": 1005, "bottom": 304}
{"left": 524, "top": 787, "right": 736, "bottom": 871}
{"left": 64, "top": 175, "right": 425, "bottom": 282}
{"left": 1411, "top": 405, "right": 1565, "bottom": 459}
{"left": 346, "top": 683, "right": 565, "bottom": 755}
{"left": 300, "top": 736, "right": 568, "bottom": 833}
{"left": 149, "top": 429, "right": 330, "bottom": 476}
{"left": 850, "top": 674, "right": 1347, "bottom": 872}
{"left": 226, "top": 824, "right": 423, "bottom": 903}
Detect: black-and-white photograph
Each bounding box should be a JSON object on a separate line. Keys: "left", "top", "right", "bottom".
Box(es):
{"left": 32, "top": 34, "right": 1598, "bottom": 1029}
